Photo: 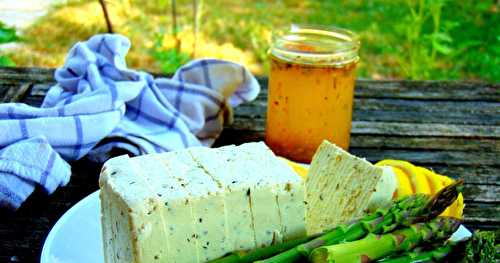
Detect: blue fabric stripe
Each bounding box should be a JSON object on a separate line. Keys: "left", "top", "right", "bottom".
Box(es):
{"left": 175, "top": 126, "right": 188, "bottom": 147}
{"left": 52, "top": 141, "right": 97, "bottom": 150}
{"left": 233, "top": 91, "right": 246, "bottom": 102}
{"left": 131, "top": 87, "right": 147, "bottom": 120}
{"left": 174, "top": 82, "right": 185, "bottom": 110}
{"left": 57, "top": 106, "right": 65, "bottom": 116}
{"left": 102, "top": 38, "right": 116, "bottom": 56}
{"left": 73, "top": 116, "right": 83, "bottom": 159}
{"left": 40, "top": 151, "right": 56, "bottom": 186}
{"left": 159, "top": 85, "right": 221, "bottom": 105}
{"left": 0, "top": 181, "right": 24, "bottom": 205}
{"left": 108, "top": 81, "right": 117, "bottom": 107}
{"left": 169, "top": 111, "right": 179, "bottom": 129}
{"left": 19, "top": 120, "right": 28, "bottom": 139}
{"left": 67, "top": 67, "right": 79, "bottom": 77}
{"left": 0, "top": 156, "right": 47, "bottom": 173}
{"left": 180, "top": 59, "right": 227, "bottom": 73}
{"left": 127, "top": 105, "right": 167, "bottom": 126}
{"left": 127, "top": 104, "right": 187, "bottom": 147}
{"left": 7, "top": 106, "right": 14, "bottom": 119}
{"left": 149, "top": 82, "right": 176, "bottom": 112}
{"left": 201, "top": 60, "right": 213, "bottom": 89}
{"left": 97, "top": 38, "right": 104, "bottom": 53}
{"left": 0, "top": 111, "right": 32, "bottom": 119}
{"left": 64, "top": 96, "right": 73, "bottom": 105}
{"left": 152, "top": 144, "right": 164, "bottom": 153}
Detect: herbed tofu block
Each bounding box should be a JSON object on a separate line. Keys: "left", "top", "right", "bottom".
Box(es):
{"left": 305, "top": 140, "right": 383, "bottom": 235}
{"left": 100, "top": 142, "right": 306, "bottom": 263}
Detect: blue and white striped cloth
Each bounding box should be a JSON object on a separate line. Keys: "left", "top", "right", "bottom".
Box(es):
{"left": 0, "top": 34, "right": 260, "bottom": 209}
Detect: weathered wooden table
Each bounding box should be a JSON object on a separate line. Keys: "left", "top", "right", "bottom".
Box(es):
{"left": 0, "top": 67, "right": 498, "bottom": 262}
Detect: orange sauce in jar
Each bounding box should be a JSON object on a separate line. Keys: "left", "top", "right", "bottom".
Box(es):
{"left": 265, "top": 25, "right": 360, "bottom": 163}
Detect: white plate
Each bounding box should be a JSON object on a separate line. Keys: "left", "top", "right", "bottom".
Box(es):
{"left": 41, "top": 190, "right": 472, "bottom": 263}
{"left": 41, "top": 190, "right": 103, "bottom": 263}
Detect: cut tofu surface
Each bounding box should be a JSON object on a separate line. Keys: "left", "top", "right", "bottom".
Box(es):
{"left": 100, "top": 155, "right": 169, "bottom": 263}
{"left": 155, "top": 151, "right": 228, "bottom": 262}
{"left": 305, "top": 140, "right": 383, "bottom": 235}
{"left": 132, "top": 155, "right": 199, "bottom": 263}
{"left": 100, "top": 142, "right": 306, "bottom": 263}
{"left": 188, "top": 145, "right": 257, "bottom": 251}
{"left": 235, "top": 143, "right": 307, "bottom": 242}
{"left": 215, "top": 143, "right": 283, "bottom": 248}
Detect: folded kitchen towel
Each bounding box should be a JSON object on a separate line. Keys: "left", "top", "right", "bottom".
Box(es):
{"left": 0, "top": 136, "right": 71, "bottom": 210}
{"left": 0, "top": 34, "right": 260, "bottom": 209}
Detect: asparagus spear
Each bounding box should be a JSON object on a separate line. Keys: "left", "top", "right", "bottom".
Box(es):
{"left": 309, "top": 217, "right": 461, "bottom": 263}
{"left": 207, "top": 235, "right": 315, "bottom": 263}
{"left": 377, "top": 243, "right": 456, "bottom": 263}
{"left": 253, "top": 180, "right": 463, "bottom": 263}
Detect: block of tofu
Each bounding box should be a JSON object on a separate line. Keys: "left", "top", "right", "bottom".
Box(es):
{"left": 305, "top": 140, "right": 383, "bottom": 235}
{"left": 100, "top": 142, "right": 306, "bottom": 263}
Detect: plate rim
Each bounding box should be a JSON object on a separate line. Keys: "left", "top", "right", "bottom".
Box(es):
{"left": 40, "top": 190, "right": 101, "bottom": 263}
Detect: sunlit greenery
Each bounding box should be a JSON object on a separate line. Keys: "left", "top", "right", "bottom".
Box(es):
{"left": 0, "top": 22, "right": 20, "bottom": 67}
{"left": 3, "top": 0, "right": 499, "bottom": 81}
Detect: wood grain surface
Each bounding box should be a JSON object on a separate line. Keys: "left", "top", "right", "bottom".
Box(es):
{"left": 0, "top": 67, "right": 498, "bottom": 262}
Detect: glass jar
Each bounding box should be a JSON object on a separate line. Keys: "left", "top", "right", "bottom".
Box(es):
{"left": 265, "top": 24, "right": 360, "bottom": 163}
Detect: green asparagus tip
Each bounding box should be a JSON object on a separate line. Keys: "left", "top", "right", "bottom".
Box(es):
{"left": 309, "top": 248, "right": 328, "bottom": 263}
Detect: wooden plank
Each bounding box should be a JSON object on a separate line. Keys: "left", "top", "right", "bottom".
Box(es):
{"left": 0, "top": 83, "right": 32, "bottom": 103}
{"left": 232, "top": 99, "right": 500, "bottom": 126}
{"left": 464, "top": 201, "right": 500, "bottom": 229}
{"left": 353, "top": 98, "right": 500, "bottom": 125}
{"left": 461, "top": 184, "right": 500, "bottom": 203}
{"left": 427, "top": 165, "right": 500, "bottom": 185}
{"left": 351, "top": 121, "right": 500, "bottom": 138}
{"left": 350, "top": 136, "right": 500, "bottom": 152}
{"left": 355, "top": 80, "right": 500, "bottom": 102}
{"left": 226, "top": 118, "right": 500, "bottom": 139}
{"left": 256, "top": 79, "right": 500, "bottom": 101}
{"left": 464, "top": 202, "right": 500, "bottom": 222}
{"left": 0, "top": 66, "right": 54, "bottom": 83}
{"left": 217, "top": 130, "right": 500, "bottom": 153}
{"left": 350, "top": 148, "right": 500, "bottom": 166}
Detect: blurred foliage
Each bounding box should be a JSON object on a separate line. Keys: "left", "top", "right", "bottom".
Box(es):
{"left": 150, "top": 29, "right": 190, "bottom": 74}
{"left": 0, "top": 21, "right": 20, "bottom": 67}
{"left": 4, "top": 0, "right": 499, "bottom": 81}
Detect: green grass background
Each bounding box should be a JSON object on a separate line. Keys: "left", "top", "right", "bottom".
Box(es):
{"left": 2, "top": 0, "right": 499, "bottom": 81}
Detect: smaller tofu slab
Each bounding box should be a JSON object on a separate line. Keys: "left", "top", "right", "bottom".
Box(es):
{"left": 305, "top": 140, "right": 383, "bottom": 235}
